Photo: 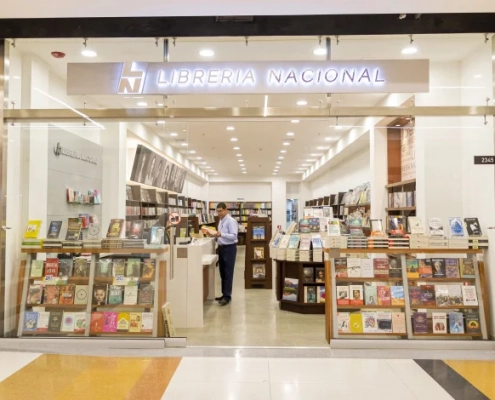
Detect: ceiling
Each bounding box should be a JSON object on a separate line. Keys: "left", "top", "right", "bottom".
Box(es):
{"left": 7, "top": 34, "right": 489, "bottom": 179}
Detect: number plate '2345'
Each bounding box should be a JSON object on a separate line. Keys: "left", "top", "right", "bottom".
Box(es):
{"left": 474, "top": 156, "right": 495, "bottom": 165}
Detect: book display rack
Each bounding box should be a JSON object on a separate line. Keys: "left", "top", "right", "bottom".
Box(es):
{"left": 18, "top": 247, "right": 168, "bottom": 338}
{"left": 244, "top": 216, "right": 272, "bottom": 289}
{"left": 385, "top": 179, "right": 417, "bottom": 233}
{"left": 326, "top": 248, "right": 489, "bottom": 342}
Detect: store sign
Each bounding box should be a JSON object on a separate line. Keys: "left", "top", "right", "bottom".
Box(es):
{"left": 474, "top": 156, "right": 495, "bottom": 165}
{"left": 53, "top": 142, "right": 98, "bottom": 165}
{"left": 67, "top": 60, "right": 429, "bottom": 95}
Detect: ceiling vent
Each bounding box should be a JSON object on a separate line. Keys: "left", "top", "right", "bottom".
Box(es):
{"left": 215, "top": 16, "right": 254, "bottom": 23}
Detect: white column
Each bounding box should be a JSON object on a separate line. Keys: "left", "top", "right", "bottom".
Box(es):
{"left": 369, "top": 126, "right": 388, "bottom": 221}
{"left": 271, "top": 178, "right": 287, "bottom": 232}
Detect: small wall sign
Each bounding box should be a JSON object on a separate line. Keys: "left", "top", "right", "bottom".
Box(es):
{"left": 474, "top": 156, "right": 495, "bottom": 165}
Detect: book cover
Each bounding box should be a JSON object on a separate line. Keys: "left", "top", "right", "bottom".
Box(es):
{"left": 390, "top": 286, "right": 405, "bottom": 306}
{"left": 419, "top": 259, "right": 433, "bottom": 278}
{"left": 406, "top": 259, "right": 419, "bottom": 279}
{"left": 27, "top": 284, "right": 43, "bottom": 305}
{"left": 287, "top": 234, "right": 300, "bottom": 250}
{"left": 362, "top": 311, "right": 378, "bottom": 333}
{"left": 428, "top": 218, "right": 444, "bottom": 236}
{"left": 315, "top": 267, "right": 325, "bottom": 283}
{"left": 364, "top": 285, "right": 378, "bottom": 305}
{"left": 107, "top": 219, "right": 125, "bottom": 238}
{"left": 142, "top": 259, "right": 156, "bottom": 279}
{"left": 335, "top": 258, "right": 348, "bottom": 278}
{"left": 448, "top": 285, "right": 463, "bottom": 306}
{"left": 373, "top": 258, "right": 389, "bottom": 278}
{"left": 327, "top": 218, "right": 341, "bottom": 236}
{"left": 445, "top": 259, "right": 460, "bottom": 278}
{"left": 311, "top": 234, "right": 323, "bottom": 249}
{"left": 117, "top": 312, "right": 130, "bottom": 332}
{"left": 36, "top": 311, "right": 50, "bottom": 332}
{"left": 299, "top": 235, "right": 312, "bottom": 251}
{"left": 74, "top": 258, "right": 90, "bottom": 277}
{"left": 336, "top": 286, "right": 350, "bottom": 305}
{"left": 92, "top": 284, "right": 108, "bottom": 305}
{"left": 460, "top": 258, "right": 475, "bottom": 278}
{"left": 126, "top": 258, "right": 141, "bottom": 278}
{"left": 435, "top": 285, "right": 449, "bottom": 306}
{"left": 361, "top": 259, "right": 374, "bottom": 278}
{"left": 303, "top": 267, "right": 314, "bottom": 283}
{"left": 449, "top": 217, "right": 465, "bottom": 237}
{"left": 409, "top": 286, "right": 422, "bottom": 306}
{"left": 412, "top": 312, "right": 428, "bottom": 334}
{"left": 129, "top": 312, "right": 142, "bottom": 333}
{"left": 48, "top": 310, "right": 63, "bottom": 332}
{"left": 149, "top": 226, "right": 165, "bottom": 245}
{"left": 449, "top": 311, "right": 465, "bottom": 334}
{"left": 377, "top": 286, "right": 391, "bottom": 306}
{"left": 103, "top": 312, "right": 118, "bottom": 332}
{"left": 43, "top": 286, "right": 60, "bottom": 305}
{"left": 65, "top": 218, "right": 82, "bottom": 240}
{"left": 305, "top": 286, "right": 317, "bottom": 303}
{"left": 392, "top": 312, "right": 407, "bottom": 334}
{"left": 123, "top": 286, "right": 138, "bottom": 305}
{"left": 74, "top": 312, "right": 86, "bottom": 333}
{"left": 282, "top": 278, "right": 299, "bottom": 302}
{"left": 252, "top": 226, "right": 265, "bottom": 240}
{"left": 337, "top": 312, "right": 350, "bottom": 333}
{"left": 112, "top": 259, "right": 126, "bottom": 277}
{"left": 346, "top": 258, "right": 362, "bottom": 277}
{"left": 462, "top": 285, "right": 479, "bottom": 306}
{"left": 47, "top": 220, "right": 63, "bottom": 239}
{"left": 137, "top": 284, "right": 154, "bottom": 305}
{"left": 61, "top": 312, "right": 75, "bottom": 332}
{"left": 96, "top": 259, "right": 112, "bottom": 277}
{"left": 87, "top": 223, "right": 102, "bottom": 240}
{"left": 58, "top": 284, "right": 76, "bottom": 305}
{"left": 44, "top": 258, "right": 59, "bottom": 278}
{"left": 370, "top": 219, "right": 384, "bottom": 236}
{"left": 23, "top": 312, "right": 38, "bottom": 332}
{"left": 278, "top": 235, "right": 291, "bottom": 249}
{"left": 377, "top": 312, "right": 393, "bottom": 333}
{"left": 25, "top": 219, "right": 42, "bottom": 239}
{"left": 408, "top": 217, "right": 425, "bottom": 235}
{"left": 432, "top": 258, "right": 446, "bottom": 278}
{"left": 129, "top": 220, "right": 144, "bottom": 239}
{"left": 141, "top": 312, "right": 153, "bottom": 333}
{"left": 108, "top": 285, "right": 123, "bottom": 304}
{"left": 58, "top": 259, "right": 74, "bottom": 278}
{"left": 388, "top": 257, "right": 402, "bottom": 278}
{"left": 253, "top": 264, "right": 266, "bottom": 279}
{"left": 253, "top": 247, "right": 265, "bottom": 260}
{"left": 349, "top": 313, "right": 363, "bottom": 333}
{"left": 349, "top": 285, "right": 364, "bottom": 305}
{"left": 389, "top": 216, "right": 405, "bottom": 235}
{"left": 432, "top": 313, "right": 447, "bottom": 334}
{"left": 90, "top": 312, "right": 104, "bottom": 333}
{"left": 420, "top": 285, "right": 436, "bottom": 306}
{"left": 465, "top": 312, "right": 481, "bottom": 334}
{"left": 317, "top": 286, "right": 326, "bottom": 303}
{"left": 464, "top": 218, "right": 482, "bottom": 236}
{"left": 30, "top": 260, "right": 44, "bottom": 278}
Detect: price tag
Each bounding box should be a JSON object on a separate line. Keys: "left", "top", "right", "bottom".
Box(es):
{"left": 474, "top": 156, "right": 495, "bottom": 165}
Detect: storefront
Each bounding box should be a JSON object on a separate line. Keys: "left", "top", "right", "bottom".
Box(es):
{"left": 1, "top": 28, "right": 495, "bottom": 348}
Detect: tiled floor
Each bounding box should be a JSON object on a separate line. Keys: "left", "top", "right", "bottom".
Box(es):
{"left": 176, "top": 246, "right": 328, "bottom": 347}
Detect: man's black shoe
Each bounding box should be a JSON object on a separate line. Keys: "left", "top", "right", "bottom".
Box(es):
{"left": 219, "top": 298, "right": 231, "bottom": 306}
{"left": 215, "top": 296, "right": 224, "bottom": 301}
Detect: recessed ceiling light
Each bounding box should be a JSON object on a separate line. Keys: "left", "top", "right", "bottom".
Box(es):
{"left": 313, "top": 47, "right": 327, "bottom": 56}
{"left": 227, "top": 126, "right": 235, "bottom": 131}
{"left": 170, "top": 133, "right": 178, "bottom": 137}
{"left": 157, "top": 120, "right": 165, "bottom": 124}
{"left": 280, "top": 150, "right": 287, "bottom": 153}
{"left": 302, "top": 163, "right": 310, "bottom": 166}
{"left": 310, "top": 153, "right": 320, "bottom": 156}
{"left": 189, "top": 150, "right": 196, "bottom": 154}
{"left": 201, "top": 161, "right": 207, "bottom": 164}
{"left": 287, "top": 132, "right": 295, "bottom": 136}
{"left": 233, "top": 146, "right": 240, "bottom": 150}
{"left": 306, "top": 159, "right": 315, "bottom": 162}
{"left": 12, "top": 76, "right": 20, "bottom": 80}
{"left": 335, "top": 126, "right": 342, "bottom": 130}
{"left": 242, "top": 172, "right": 247, "bottom": 174}
{"left": 182, "top": 129, "right": 187, "bottom": 132}
{"left": 199, "top": 49, "right": 215, "bottom": 57}
{"left": 401, "top": 46, "right": 417, "bottom": 55}
{"left": 204, "top": 166, "right": 211, "bottom": 169}
{"left": 295, "top": 171, "right": 303, "bottom": 174}
{"left": 181, "top": 142, "right": 188, "bottom": 147}
{"left": 137, "top": 102, "right": 148, "bottom": 107}
{"left": 317, "top": 146, "right": 326, "bottom": 150}
{"left": 474, "top": 74, "right": 482, "bottom": 78}
{"left": 240, "top": 164, "right": 245, "bottom": 167}
{"left": 297, "top": 100, "right": 307, "bottom": 106}
{"left": 276, "top": 161, "right": 282, "bottom": 164}
{"left": 283, "top": 142, "right": 290, "bottom": 146}
{"left": 238, "top": 159, "right": 244, "bottom": 162}
{"left": 324, "top": 137, "right": 336, "bottom": 141}
{"left": 157, "top": 103, "right": 163, "bottom": 106}
{"left": 395, "top": 124, "right": 401, "bottom": 127}
{"left": 273, "top": 173, "right": 278, "bottom": 175}
{"left": 492, "top": 55, "right": 495, "bottom": 60}
{"left": 210, "top": 170, "right": 215, "bottom": 172}
{"left": 196, "top": 156, "right": 202, "bottom": 160}
{"left": 81, "top": 49, "right": 97, "bottom": 57}
{"left": 230, "top": 138, "right": 238, "bottom": 142}
{"left": 236, "top": 154, "right": 242, "bottom": 157}
{"left": 278, "top": 156, "right": 284, "bottom": 159}
{"left": 291, "top": 119, "right": 300, "bottom": 124}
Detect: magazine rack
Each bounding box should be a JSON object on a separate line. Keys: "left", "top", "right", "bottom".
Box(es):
{"left": 244, "top": 217, "right": 272, "bottom": 289}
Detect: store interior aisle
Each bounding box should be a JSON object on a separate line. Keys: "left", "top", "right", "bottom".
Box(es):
{"left": 176, "top": 246, "right": 327, "bottom": 347}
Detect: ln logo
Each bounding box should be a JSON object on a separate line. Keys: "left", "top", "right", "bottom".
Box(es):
{"left": 118, "top": 62, "right": 147, "bottom": 94}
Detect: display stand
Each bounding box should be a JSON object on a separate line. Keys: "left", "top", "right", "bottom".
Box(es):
{"left": 244, "top": 216, "right": 272, "bottom": 289}
{"left": 18, "top": 247, "right": 168, "bottom": 338}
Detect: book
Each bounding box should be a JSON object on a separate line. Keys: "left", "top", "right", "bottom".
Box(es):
{"left": 317, "top": 286, "right": 326, "bottom": 303}
{"left": 23, "top": 312, "right": 38, "bottom": 332}
{"left": 465, "top": 312, "right": 481, "bottom": 334}
{"left": 287, "top": 234, "right": 300, "bottom": 249}
{"left": 58, "top": 259, "right": 74, "bottom": 277}
{"left": 349, "top": 285, "right": 364, "bottom": 305}
{"left": 126, "top": 258, "right": 141, "bottom": 277}
{"left": 412, "top": 312, "right": 428, "bottom": 334}
{"left": 432, "top": 258, "right": 446, "bottom": 278}
{"left": 65, "top": 218, "right": 82, "bottom": 240}
{"left": 36, "top": 311, "right": 50, "bottom": 332}
{"left": 389, "top": 216, "right": 405, "bottom": 235}
{"left": 30, "top": 260, "right": 44, "bottom": 278}
{"left": 406, "top": 259, "right": 419, "bottom": 279}
{"left": 74, "top": 312, "right": 86, "bottom": 333}
{"left": 373, "top": 258, "right": 389, "bottom": 278}
{"left": 449, "top": 311, "right": 465, "bottom": 333}
{"left": 408, "top": 217, "right": 425, "bottom": 235}
{"left": 361, "top": 259, "right": 374, "bottom": 278}
{"left": 137, "top": 284, "right": 154, "bottom": 305}
{"left": 103, "top": 312, "right": 118, "bottom": 332}
{"left": 48, "top": 310, "right": 63, "bottom": 332}
{"left": 58, "top": 284, "right": 75, "bottom": 305}
{"left": 108, "top": 285, "right": 123, "bottom": 304}
{"left": 96, "top": 259, "right": 112, "bottom": 277}
{"left": 283, "top": 277, "right": 299, "bottom": 301}
{"left": 47, "top": 221, "right": 63, "bottom": 239}
{"left": 252, "top": 226, "right": 265, "bottom": 240}
{"left": 409, "top": 286, "right": 422, "bottom": 306}
{"left": 337, "top": 312, "right": 350, "bottom": 333}
{"left": 253, "top": 247, "right": 265, "bottom": 260}
{"left": 303, "top": 267, "right": 314, "bottom": 283}
{"left": 349, "top": 313, "right": 363, "bottom": 333}
{"left": 112, "top": 259, "right": 126, "bottom": 277}
{"left": 74, "top": 258, "right": 90, "bottom": 277}
{"left": 432, "top": 313, "right": 447, "bottom": 334}
{"left": 420, "top": 285, "right": 436, "bottom": 305}
{"left": 304, "top": 286, "right": 317, "bottom": 303}
{"left": 27, "top": 284, "right": 43, "bottom": 305}
{"left": 327, "top": 218, "right": 341, "bottom": 236}
{"left": 74, "top": 285, "right": 89, "bottom": 305}
{"left": 107, "top": 219, "right": 125, "bottom": 238}
{"left": 149, "top": 226, "right": 165, "bottom": 245}
{"left": 253, "top": 264, "right": 266, "bottom": 279}
{"left": 445, "top": 259, "right": 460, "bottom": 278}
{"left": 392, "top": 312, "right": 406, "bottom": 334}
{"left": 377, "top": 286, "right": 391, "bottom": 306}
{"left": 311, "top": 234, "right": 323, "bottom": 249}
{"left": 117, "top": 312, "right": 130, "bottom": 332}
{"left": 449, "top": 217, "right": 465, "bottom": 237}
{"left": 61, "top": 312, "right": 75, "bottom": 332}
{"left": 364, "top": 285, "right": 378, "bottom": 305}
{"left": 129, "top": 220, "right": 144, "bottom": 239}
{"left": 460, "top": 258, "right": 475, "bottom": 278}
{"left": 428, "top": 218, "right": 444, "bottom": 236}
{"left": 142, "top": 259, "right": 156, "bottom": 279}
{"left": 362, "top": 311, "right": 378, "bottom": 333}
{"left": 388, "top": 257, "right": 402, "bottom": 278}
{"left": 123, "top": 286, "right": 138, "bottom": 305}
{"left": 462, "top": 285, "right": 479, "bottom": 306}
{"left": 141, "top": 312, "right": 153, "bottom": 333}
{"left": 464, "top": 218, "right": 482, "bottom": 236}
{"left": 335, "top": 258, "right": 348, "bottom": 277}
{"left": 315, "top": 267, "right": 325, "bottom": 283}
{"left": 90, "top": 312, "right": 104, "bottom": 333}
{"left": 419, "top": 259, "right": 433, "bottom": 278}
{"left": 377, "top": 311, "right": 393, "bottom": 333}
{"left": 336, "top": 286, "right": 350, "bottom": 305}
{"left": 25, "top": 220, "right": 42, "bottom": 239}
{"left": 370, "top": 219, "right": 384, "bottom": 236}
{"left": 43, "top": 286, "right": 60, "bottom": 305}
{"left": 347, "top": 258, "right": 362, "bottom": 277}
{"left": 390, "top": 286, "right": 405, "bottom": 306}
{"left": 129, "top": 312, "right": 142, "bottom": 333}
{"left": 92, "top": 284, "right": 108, "bottom": 305}
{"left": 44, "top": 258, "right": 59, "bottom": 278}
{"left": 87, "top": 223, "right": 102, "bottom": 240}
{"left": 448, "top": 285, "right": 463, "bottom": 306}
{"left": 435, "top": 285, "right": 449, "bottom": 306}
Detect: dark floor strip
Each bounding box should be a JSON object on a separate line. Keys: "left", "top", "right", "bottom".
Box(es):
{"left": 415, "top": 359, "right": 490, "bottom": 400}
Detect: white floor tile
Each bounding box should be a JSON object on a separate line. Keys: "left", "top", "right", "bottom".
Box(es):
{"left": 403, "top": 380, "right": 454, "bottom": 400}
{"left": 270, "top": 383, "right": 352, "bottom": 400}
{"left": 268, "top": 359, "right": 338, "bottom": 384}
{"left": 0, "top": 351, "right": 41, "bottom": 383}
{"left": 171, "top": 357, "right": 269, "bottom": 383}
{"left": 162, "top": 382, "right": 271, "bottom": 400}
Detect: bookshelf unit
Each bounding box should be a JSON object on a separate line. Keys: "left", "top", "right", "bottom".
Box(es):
{"left": 244, "top": 216, "right": 272, "bottom": 289}
{"left": 209, "top": 201, "right": 272, "bottom": 228}
{"left": 385, "top": 179, "right": 416, "bottom": 233}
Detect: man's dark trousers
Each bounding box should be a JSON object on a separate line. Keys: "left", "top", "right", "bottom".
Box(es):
{"left": 218, "top": 244, "right": 237, "bottom": 300}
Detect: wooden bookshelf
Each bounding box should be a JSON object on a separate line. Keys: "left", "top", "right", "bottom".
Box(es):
{"left": 336, "top": 278, "right": 403, "bottom": 283}
{"left": 245, "top": 216, "right": 272, "bottom": 289}
{"left": 409, "top": 305, "right": 479, "bottom": 310}
{"left": 337, "top": 305, "right": 405, "bottom": 310}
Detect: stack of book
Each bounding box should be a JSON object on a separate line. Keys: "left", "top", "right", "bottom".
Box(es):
{"left": 21, "top": 239, "right": 42, "bottom": 249}
{"left": 101, "top": 239, "right": 124, "bottom": 249}
{"left": 409, "top": 234, "right": 429, "bottom": 249}
{"left": 286, "top": 248, "right": 299, "bottom": 262}
{"left": 428, "top": 236, "right": 449, "bottom": 249}
{"left": 469, "top": 236, "right": 489, "bottom": 249}
{"left": 312, "top": 234, "right": 324, "bottom": 262}
{"left": 367, "top": 236, "right": 389, "bottom": 249}
{"left": 448, "top": 237, "right": 469, "bottom": 249}
{"left": 325, "top": 236, "right": 347, "bottom": 249}
{"left": 83, "top": 239, "right": 102, "bottom": 249}
{"left": 123, "top": 239, "right": 147, "bottom": 249}
{"left": 62, "top": 240, "right": 83, "bottom": 248}
{"left": 388, "top": 235, "right": 410, "bottom": 249}
{"left": 43, "top": 239, "right": 63, "bottom": 249}
{"left": 277, "top": 235, "right": 290, "bottom": 261}
{"left": 298, "top": 234, "right": 311, "bottom": 262}
{"left": 347, "top": 235, "right": 368, "bottom": 249}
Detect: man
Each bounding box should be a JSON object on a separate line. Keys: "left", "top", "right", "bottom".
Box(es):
{"left": 211, "top": 202, "right": 238, "bottom": 306}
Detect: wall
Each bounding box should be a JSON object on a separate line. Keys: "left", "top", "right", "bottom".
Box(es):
{"left": 208, "top": 182, "right": 271, "bottom": 202}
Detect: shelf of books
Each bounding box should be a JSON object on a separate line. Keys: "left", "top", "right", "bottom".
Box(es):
{"left": 245, "top": 217, "right": 272, "bottom": 289}
{"left": 209, "top": 201, "right": 272, "bottom": 230}
{"left": 385, "top": 179, "right": 416, "bottom": 233}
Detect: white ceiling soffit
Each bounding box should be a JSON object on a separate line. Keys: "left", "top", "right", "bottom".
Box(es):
{"left": 1, "top": 0, "right": 494, "bottom": 18}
